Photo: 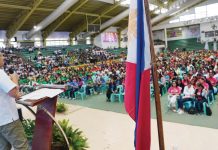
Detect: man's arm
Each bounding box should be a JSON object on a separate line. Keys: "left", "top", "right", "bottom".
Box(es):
{"left": 1, "top": 72, "right": 21, "bottom": 100}
{"left": 8, "top": 87, "right": 21, "bottom": 100}
{"left": 8, "top": 73, "right": 21, "bottom": 100}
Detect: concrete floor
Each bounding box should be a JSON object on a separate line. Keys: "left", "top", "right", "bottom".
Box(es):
{"left": 19, "top": 104, "right": 218, "bottom": 150}
{"left": 59, "top": 94, "right": 218, "bottom": 129}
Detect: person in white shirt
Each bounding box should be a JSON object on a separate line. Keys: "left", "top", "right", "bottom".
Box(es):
{"left": 213, "top": 68, "right": 218, "bottom": 81}
{"left": 0, "top": 53, "right": 29, "bottom": 150}
{"left": 183, "top": 83, "right": 195, "bottom": 99}
{"left": 177, "top": 82, "right": 195, "bottom": 114}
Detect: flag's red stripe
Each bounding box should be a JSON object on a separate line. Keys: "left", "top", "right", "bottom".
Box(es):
{"left": 136, "top": 69, "right": 151, "bottom": 150}
{"left": 125, "top": 62, "right": 151, "bottom": 150}
{"left": 125, "top": 62, "right": 137, "bottom": 121}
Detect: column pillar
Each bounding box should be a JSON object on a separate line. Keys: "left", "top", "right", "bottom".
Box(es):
{"left": 118, "top": 30, "right": 121, "bottom": 48}
{"left": 42, "top": 38, "right": 46, "bottom": 47}
{"left": 164, "top": 28, "right": 168, "bottom": 50}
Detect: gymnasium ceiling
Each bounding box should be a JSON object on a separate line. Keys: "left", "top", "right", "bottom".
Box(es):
{"left": 0, "top": 0, "right": 179, "bottom": 39}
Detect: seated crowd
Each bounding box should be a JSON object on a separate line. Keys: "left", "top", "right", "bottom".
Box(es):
{"left": 156, "top": 50, "right": 218, "bottom": 114}
{"left": 1, "top": 48, "right": 126, "bottom": 102}
{"left": 27, "top": 46, "right": 118, "bottom": 68}
{"left": 2, "top": 47, "right": 218, "bottom": 115}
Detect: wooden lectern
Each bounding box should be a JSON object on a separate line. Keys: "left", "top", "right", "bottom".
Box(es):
{"left": 17, "top": 87, "right": 69, "bottom": 150}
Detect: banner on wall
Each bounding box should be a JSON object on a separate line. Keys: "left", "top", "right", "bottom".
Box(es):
{"left": 102, "top": 32, "right": 118, "bottom": 42}
{"left": 188, "top": 25, "right": 200, "bottom": 37}
{"left": 167, "top": 28, "right": 182, "bottom": 38}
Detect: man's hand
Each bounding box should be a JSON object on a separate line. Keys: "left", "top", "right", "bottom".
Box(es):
{"left": 15, "top": 92, "right": 23, "bottom": 101}
{"left": 9, "top": 73, "right": 19, "bottom": 85}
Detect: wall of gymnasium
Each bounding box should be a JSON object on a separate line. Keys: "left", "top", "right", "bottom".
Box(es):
{"left": 120, "top": 29, "right": 128, "bottom": 48}
{"left": 0, "top": 31, "right": 6, "bottom": 47}
{"left": 152, "top": 21, "right": 218, "bottom": 50}
{"left": 152, "top": 0, "right": 218, "bottom": 50}
{"left": 153, "top": 25, "right": 203, "bottom": 50}
{"left": 0, "top": 30, "right": 70, "bottom": 47}
{"left": 200, "top": 20, "right": 218, "bottom": 42}
{"left": 93, "top": 33, "right": 102, "bottom": 48}
{"left": 0, "top": 28, "right": 127, "bottom": 48}
{"left": 153, "top": 25, "right": 200, "bottom": 41}
{"left": 45, "top": 32, "right": 70, "bottom": 46}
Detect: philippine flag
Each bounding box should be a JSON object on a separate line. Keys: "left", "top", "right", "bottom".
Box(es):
{"left": 124, "top": 0, "right": 151, "bottom": 150}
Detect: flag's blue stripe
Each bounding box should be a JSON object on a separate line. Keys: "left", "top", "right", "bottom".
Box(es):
{"left": 134, "top": 0, "right": 146, "bottom": 148}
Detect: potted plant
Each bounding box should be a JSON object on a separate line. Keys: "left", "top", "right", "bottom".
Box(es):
{"left": 52, "top": 119, "right": 89, "bottom": 150}
{"left": 56, "top": 102, "right": 67, "bottom": 113}
{"left": 22, "top": 119, "right": 35, "bottom": 146}
{"left": 22, "top": 119, "right": 88, "bottom": 150}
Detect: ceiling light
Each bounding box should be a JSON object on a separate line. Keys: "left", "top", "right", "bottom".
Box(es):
{"left": 164, "top": 1, "right": 168, "bottom": 5}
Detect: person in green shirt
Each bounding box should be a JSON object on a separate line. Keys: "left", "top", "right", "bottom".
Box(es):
{"left": 86, "top": 76, "right": 94, "bottom": 95}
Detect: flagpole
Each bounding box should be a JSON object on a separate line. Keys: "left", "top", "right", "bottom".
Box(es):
{"left": 143, "top": 0, "right": 165, "bottom": 150}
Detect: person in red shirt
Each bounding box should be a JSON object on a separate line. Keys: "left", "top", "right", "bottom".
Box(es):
{"left": 168, "top": 81, "right": 181, "bottom": 94}
{"left": 167, "top": 71, "right": 174, "bottom": 79}
{"left": 207, "top": 72, "right": 217, "bottom": 87}
{"left": 207, "top": 71, "right": 218, "bottom": 95}
{"left": 198, "top": 78, "right": 209, "bottom": 91}
{"left": 182, "top": 74, "right": 190, "bottom": 86}
{"left": 167, "top": 81, "right": 181, "bottom": 112}
{"left": 190, "top": 79, "right": 197, "bottom": 89}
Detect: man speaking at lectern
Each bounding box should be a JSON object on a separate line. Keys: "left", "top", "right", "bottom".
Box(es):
{"left": 0, "top": 53, "right": 29, "bottom": 150}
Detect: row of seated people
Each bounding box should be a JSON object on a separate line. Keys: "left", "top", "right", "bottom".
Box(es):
{"left": 29, "top": 46, "right": 118, "bottom": 69}
{"left": 167, "top": 74, "right": 217, "bottom": 114}
{"left": 62, "top": 78, "right": 125, "bottom": 102}
{"left": 20, "top": 74, "right": 125, "bottom": 102}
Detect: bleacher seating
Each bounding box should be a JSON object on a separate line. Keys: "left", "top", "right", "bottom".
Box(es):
{"left": 18, "top": 44, "right": 93, "bottom": 60}
{"left": 106, "top": 48, "right": 127, "bottom": 55}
